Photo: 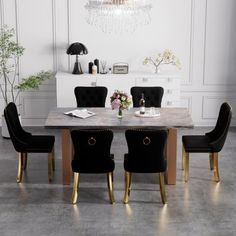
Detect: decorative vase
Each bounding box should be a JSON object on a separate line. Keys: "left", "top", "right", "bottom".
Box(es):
{"left": 117, "top": 108, "right": 123, "bottom": 119}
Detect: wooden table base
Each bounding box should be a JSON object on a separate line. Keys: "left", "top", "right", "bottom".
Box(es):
{"left": 61, "top": 128, "right": 177, "bottom": 185}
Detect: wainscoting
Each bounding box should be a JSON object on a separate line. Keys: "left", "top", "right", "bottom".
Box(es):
{"left": 0, "top": 0, "right": 235, "bottom": 126}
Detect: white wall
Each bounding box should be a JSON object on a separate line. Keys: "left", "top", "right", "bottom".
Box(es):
{"left": 0, "top": 0, "right": 235, "bottom": 126}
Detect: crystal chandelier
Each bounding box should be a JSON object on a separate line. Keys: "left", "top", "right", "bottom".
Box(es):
{"left": 85, "top": 0, "right": 152, "bottom": 34}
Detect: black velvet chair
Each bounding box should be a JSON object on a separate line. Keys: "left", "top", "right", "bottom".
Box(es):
{"left": 4, "top": 102, "right": 55, "bottom": 183}
{"left": 74, "top": 86, "right": 108, "bottom": 107}
{"left": 70, "top": 129, "right": 115, "bottom": 204}
{"left": 123, "top": 129, "right": 168, "bottom": 204}
{"left": 130, "top": 86, "right": 164, "bottom": 107}
{"left": 182, "top": 102, "right": 232, "bottom": 182}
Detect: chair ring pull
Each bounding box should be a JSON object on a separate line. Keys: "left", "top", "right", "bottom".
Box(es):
{"left": 88, "top": 137, "right": 96, "bottom": 146}
{"left": 143, "top": 137, "right": 151, "bottom": 146}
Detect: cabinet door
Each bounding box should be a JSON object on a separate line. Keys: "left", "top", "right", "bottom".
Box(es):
{"left": 57, "top": 75, "right": 96, "bottom": 107}
{"left": 135, "top": 77, "right": 180, "bottom": 107}
{"left": 96, "top": 77, "right": 135, "bottom": 107}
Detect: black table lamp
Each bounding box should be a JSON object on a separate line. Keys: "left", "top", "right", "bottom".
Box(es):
{"left": 66, "top": 42, "right": 88, "bottom": 74}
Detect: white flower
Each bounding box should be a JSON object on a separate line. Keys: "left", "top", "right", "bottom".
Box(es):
{"left": 143, "top": 49, "right": 181, "bottom": 72}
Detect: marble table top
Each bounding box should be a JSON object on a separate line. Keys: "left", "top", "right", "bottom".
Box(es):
{"left": 45, "top": 107, "right": 194, "bottom": 130}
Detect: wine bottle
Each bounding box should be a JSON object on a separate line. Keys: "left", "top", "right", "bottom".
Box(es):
{"left": 139, "top": 93, "right": 145, "bottom": 114}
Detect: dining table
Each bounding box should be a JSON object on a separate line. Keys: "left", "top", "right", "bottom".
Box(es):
{"left": 45, "top": 107, "right": 194, "bottom": 185}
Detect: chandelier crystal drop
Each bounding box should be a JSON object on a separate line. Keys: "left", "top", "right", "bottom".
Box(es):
{"left": 85, "top": 0, "right": 152, "bottom": 34}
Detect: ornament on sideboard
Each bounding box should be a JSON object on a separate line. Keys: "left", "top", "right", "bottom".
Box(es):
{"left": 143, "top": 49, "right": 181, "bottom": 74}
{"left": 92, "top": 64, "right": 97, "bottom": 75}
{"left": 100, "top": 60, "right": 107, "bottom": 74}
{"left": 89, "top": 62, "right": 93, "bottom": 74}
{"left": 66, "top": 42, "right": 88, "bottom": 74}
{"left": 94, "top": 59, "right": 99, "bottom": 73}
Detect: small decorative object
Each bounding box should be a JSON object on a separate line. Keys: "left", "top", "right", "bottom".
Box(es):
{"left": 88, "top": 62, "right": 93, "bottom": 74}
{"left": 139, "top": 93, "right": 145, "bottom": 115}
{"left": 66, "top": 42, "right": 88, "bottom": 74}
{"left": 143, "top": 49, "right": 181, "bottom": 73}
{"left": 92, "top": 64, "right": 97, "bottom": 75}
{"left": 100, "top": 60, "right": 107, "bottom": 74}
{"left": 110, "top": 90, "right": 132, "bottom": 118}
{"left": 94, "top": 59, "right": 99, "bottom": 73}
{"left": 113, "top": 63, "right": 129, "bottom": 74}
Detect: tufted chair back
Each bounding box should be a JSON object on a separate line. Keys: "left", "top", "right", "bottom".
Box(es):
{"left": 4, "top": 102, "right": 32, "bottom": 152}
{"left": 124, "top": 129, "right": 168, "bottom": 173}
{"left": 74, "top": 86, "right": 107, "bottom": 107}
{"left": 205, "top": 102, "right": 232, "bottom": 152}
{"left": 131, "top": 86, "right": 164, "bottom": 107}
{"left": 71, "top": 129, "right": 114, "bottom": 173}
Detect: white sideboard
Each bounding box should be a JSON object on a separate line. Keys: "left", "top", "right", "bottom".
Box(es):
{"left": 56, "top": 72, "right": 181, "bottom": 108}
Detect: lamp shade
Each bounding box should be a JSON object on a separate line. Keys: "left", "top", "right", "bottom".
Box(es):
{"left": 66, "top": 42, "right": 88, "bottom": 55}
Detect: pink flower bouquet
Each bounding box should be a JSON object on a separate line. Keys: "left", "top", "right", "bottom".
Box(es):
{"left": 110, "top": 90, "right": 132, "bottom": 111}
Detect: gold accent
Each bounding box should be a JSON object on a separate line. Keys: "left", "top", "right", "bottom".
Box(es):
{"left": 213, "top": 152, "right": 220, "bottom": 182}
{"left": 123, "top": 171, "right": 132, "bottom": 204}
{"left": 159, "top": 172, "right": 167, "bottom": 204}
{"left": 22, "top": 153, "right": 27, "bottom": 170}
{"left": 209, "top": 153, "right": 213, "bottom": 170}
{"left": 71, "top": 173, "right": 80, "bottom": 204}
{"left": 17, "top": 152, "right": 24, "bottom": 183}
{"left": 128, "top": 172, "right": 132, "bottom": 196}
{"left": 107, "top": 172, "right": 115, "bottom": 204}
{"left": 143, "top": 136, "right": 151, "bottom": 146}
{"left": 184, "top": 150, "right": 189, "bottom": 182}
{"left": 48, "top": 150, "right": 54, "bottom": 182}
{"left": 88, "top": 137, "right": 96, "bottom": 146}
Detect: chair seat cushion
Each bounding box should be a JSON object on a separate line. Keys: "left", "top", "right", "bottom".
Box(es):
{"left": 124, "top": 154, "right": 166, "bottom": 173}
{"left": 72, "top": 154, "right": 115, "bottom": 173}
{"left": 182, "top": 135, "right": 212, "bottom": 153}
{"left": 26, "top": 135, "right": 55, "bottom": 153}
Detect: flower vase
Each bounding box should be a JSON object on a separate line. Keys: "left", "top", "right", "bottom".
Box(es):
{"left": 117, "top": 108, "right": 123, "bottom": 119}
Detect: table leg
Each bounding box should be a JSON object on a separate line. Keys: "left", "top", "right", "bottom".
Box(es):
{"left": 61, "top": 129, "right": 72, "bottom": 185}
{"left": 166, "top": 128, "right": 177, "bottom": 185}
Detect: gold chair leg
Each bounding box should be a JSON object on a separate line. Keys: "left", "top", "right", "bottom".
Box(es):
{"left": 51, "top": 147, "right": 55, "bottom": 171}
{"left": 17, "top": 153, "right": 24, "bottom": 183}
{"left": 48, "top": 151, "right": 54, "bottom": 182}
{"left": 123, "top": 171, "right": 131, "bottom": 204}
{"left": 107, "top": 172, "right": 115, "bottom": 204}
{"left": 128, "top": 172, "right": 132, "bottom": 196}
{"left": 71, "top": 172, "right": 80, "bottom": 204}
{"left": 22, "top": 153, "right": 27, "bottom": 170}
{"left": 159, "top": 172, "right": 167, "bottom": 204}
{"left": 184, "top": 151, "right": 189, "bottom": 182}
{"left": 182, "top": 145, "right": 186, "bottom": 171}
{"left": 209, "top": 153, "right": 214, "bottom": 170}
{"left": 213, "top": 152, "right": 220, "bottom": 182}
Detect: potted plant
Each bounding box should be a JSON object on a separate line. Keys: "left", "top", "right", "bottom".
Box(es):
{"left": 0, "top": 25, "right": 52, "bottom": 137}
